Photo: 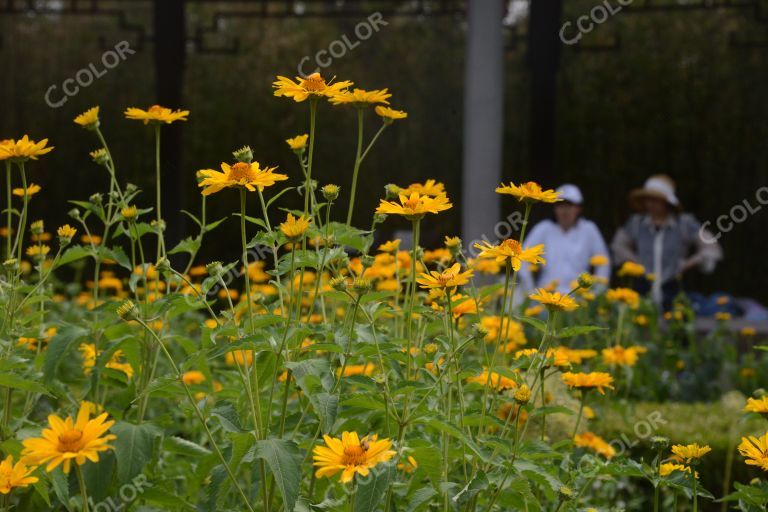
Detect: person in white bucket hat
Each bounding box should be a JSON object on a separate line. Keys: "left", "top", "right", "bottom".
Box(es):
{"left": 612, "top": 174, "right": 722, "bottom": 310}
{"left": 519, "top": 184, "right": 611, "bottom": 294}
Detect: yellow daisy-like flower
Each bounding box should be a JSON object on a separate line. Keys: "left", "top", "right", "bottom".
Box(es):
{"left": 745, "top": 396, "right": 768, "bottom": 415}
{"left": 374, "top": 106, "right": 407, "bottom": 123}
{"left": 474, "top": 239, "right": 546, "bottom": 271}
{"left": 337, "top": 363, "right": 376, "bottom": 378}
{"left": 573, "top": 432, "right": 616, "bottom": 459}
{"left": 26, "top": 245, "right": 50, "bottom": 258}
{"left": 280, "top": 213, "right": 311, "bottom": 239}
{"left": 417, "top": 263, "right": 473, "bottom": 290}
{"left": 285, "top": 134, "right": 309, "bottom": 151}
{"left": 182, "top": 371, "right": 206, "bottom": 385}
{"left": 617, "top": 261, "right": 646, "bottom": 277}
{"left": 313, "top": 431, "right": 395, "bottom": 483}
{"left": 606, "top": 287, "right": 640, "bottom": 309}
{"left": 12, "top": 183, "right": 42, "bottom": 198}
{"left": 481, "top": 316, "right": 527, "bottom": 345}
{"left": 495, "top": 181, "right": 560, "bottom": 203}
{"left": 124, "top": 105, "right": 189, "bottom": 124}
{"left": 330, "top": 88, "right": 391, "bottom": 106}
{"left": 21, "top": 403, "right": 116, "bottom": 474}
{"left": 529, "top": 288, "right": 579, "bottom": 312}
{"left": 561, "top": 371, "right": 615, "bottom": 395}
{"left": 0, "top": 136, "right": 54, "bottom": 162}
{"left": 197, "top": 161, "right": 287, "bottom": 196}
{"left": 57, "top": 224, "right": 77, "bottom": 240}
{"left": 444, "top": 236, "right": 461, "bottom": 249}
{"left": 741, "top": 326, "right": 757, "bottom": 337}
{"left": 273, "top": 72, "right": 353, "bottom": 102}
{"left": 466, "top": 368, "right": 517, "bottom": 391}
{"left": 398, "top": 179, "right": 446, "bottom": 197}
{"left": 0, "top": 455, "right": 38, "bottom": 494}
{"left": 378, "top": 239, "right": 401, "bottom": 253}
{"left": 602, "top": 345, "right": 643, "bottom": 367}
{"left": 738, "top": 433, "right": 768, "bottom": 472}
{"left": 376, "top": 192, "right": 452, "bottom": 219}
{"left": 670, "top": 443, "right": 711, "bottom": 463}
{"left": 73, "top": 106, "right": 100, "bottom": 129}
{"left": 589, "top": 254, "right": 609, "bottom": 267}
{"left": 659, "top": 462, "right": 696, "bottom": 478}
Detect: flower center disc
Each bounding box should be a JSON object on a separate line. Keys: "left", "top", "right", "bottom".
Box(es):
{"left": 342, "top": 445, "right": 368, "bottom": 466}
{"left": 228, "top": 162, "right": 255, "bottom": 182}
{"left": 302, "top": 73, "right": 326, "bottom": 92}
{"left": 57, "top": 430, "right": 84, "bottom": 452}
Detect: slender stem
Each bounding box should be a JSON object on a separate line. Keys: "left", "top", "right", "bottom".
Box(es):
{"left": 5, "top": 161, "right": 11, "bottom": 259}
{"left": 11, "top": 163, "right": 28, "bottom": 262}
{"left": 154, "top": 125, "right": 164, "bottom": 260}
{"left": 405, "top": 219, "right": 421, "bottom": 378}
{"left": 305, "top": 99, "right": 318, "bottom": 217}
{"left": 359, "top": 124, "right": 387, "bottom": 163}
{"left": 240, "top": 189, "right": 255, "bottom": 333}
{"left": 76, "top": 465, "right": 90, "bottom": 512}
{"left": 346, "top": 107, "right": 364, "bottom": 225}
{"left": 571, "top": 391, "right": 585, "bottom": 439}
{"left": 135, "top": 318, "right": 256, "bottom": 512}
{"left": 692, "top": 471, "right": 698, "bottom": 512}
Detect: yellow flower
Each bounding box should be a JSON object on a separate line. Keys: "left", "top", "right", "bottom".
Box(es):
{"left": 21, "top": 403, "right": 116, "bottom": 474}
{"left": 313, "top": 431, "right": 395, "bottom": 483}
{"left": 374, "top": 106, "right": 407, "bottom": 123}
{"left": 741, "top": 326, "right": 757, "bottom": 337}
{"left": 417, "top": 263, "right": 473, "bottom": 290}
{"left": 397, "top": 455, "right": 418, "bottom": 474}
{"left": 529, "top": 288, "right": 579, "bottom": 312}
{"left": 715, "top": 312, "right": 732, "bottom": 321}
{"left": 182, "top": 371, "right": 206, "bottom": 385}
{"left": 0, "top": 136, "right": 54, "bottom": 161}
{"left": 495, "top": 181, "right": 560, "bottom": 203}
{"left": 226, "top": 350, "right": 254, "bottom": 366}
{"left": 474, "top": 239, "right": 546, "bottom": 271}
{"left": 378, "top": 239, "right": 401, "bottom": 253}
{"left": 0, "top": 455, "right": 38, "bottom": 494}
{"left": 57, "top": 224, "right": 77, "bottom": 240}
{"left": 617, "top": 261, "right": 646, "bottom": 277}
{"left": 634, "top": 314, "right": 649, "bottom": 326}
{"left": 285, "top": 134, "right": 309, "bottom": 151}
{"left": 73, "top": 106, "right": 100, "bottom": 129}
{"left": 574, "top": 432, "right": 616, "bottom": 459}
{"left": 398, "top": 180, "right": 445, "bottom": 197}
{"left": 26, "top": 245, "right": 50, "bottom": 258}
{"left": 376, "top": 192, "right": 452, "bottom": 219}
{"left": 273, "top": 72, "right": 353, "bottom": 102}
{"left": 602, "top": 346, "right": 642, "bottom": 367}
{"left": 12, "top": 183, "right": 41, "bottom": 198}
{"left": 561, "top": 372, "right": 614, "bottom": 395}
{"left": 121, "top": 205, "right": 138, "bottom": 220}
{"left": 330, "top": 88, "right": 391, "bottom": 106}
{"left": 738, "top": 433, "right": 768, "bottom": 472}
{"left": 124, "top": 105, "right": 189, "bottom": 124}
{"left": 670, "top": 443, "right": 711, "bottom": 463}
{"left": 337, "top": 363, "right": 376, "bottom": 377}
{"left": 744, "top": 396, "right": 768, "bottom": 415}
{"left": 659, "top": 463, "right": 696, "bottom": 478}
{"left": 279, "top": 213, "right": 311, "bottom": 239}
{"left": 444, "top": 236, "right": 461, "bottom": 249}
{"left": 197, "top": 161, "right": 287, "bottom": 196}
{"left": 589, "top": 254, "right": 609, "bottom": 267}
{"left": 606, "top": 287, "right": 640, "bottom": 309}
{"left": 467, "top": 368, "right": 517, "bottom": 391}
{"left": 524, "top": 305, "right": 544, "bottom": 317}
{"left": 481, "top": 316, "right": 527, "bottom": 346}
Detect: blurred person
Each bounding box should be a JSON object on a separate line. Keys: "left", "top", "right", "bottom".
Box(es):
{"left": 519, "top": 184, "right": 611, "bottom": 294}
{"left": 611, "top": 174, "right": 722, "bottom": 310}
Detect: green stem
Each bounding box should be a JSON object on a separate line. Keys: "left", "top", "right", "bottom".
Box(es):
{"left": 571, "top": 391, "right": 585, "bottom": 439}
{"left": 154, "top": 125, "right": 164, "bottom": 260}
{"left": 136, "top": 318, "right": 256, "bottom": 512}
{"left": 406, "top": 219, "right": 421, "bottom": 378}
{"left": 76, "top": 465, "right": 90, "bottom": 512}
{"left": 11, "top": 163, "right": 28, "bottom": 262}
{"left": 5, "top": 161, "right": 11, "bottom": 259}
{"left": 346, "top": 107, "right": 364, "bottom": 225}
{"left": 305, "top": 99, "right": 318, "bottom": 217}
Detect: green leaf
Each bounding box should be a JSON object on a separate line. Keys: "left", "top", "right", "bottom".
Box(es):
{"left": 169, "top": 236, "right": 201, "bottom": 256}
{"left": 556, "top": 325, "right": 606, "bottom": 338}
{"left": 354, "top": 463, "right": 395, "bottom": 512}
{"left": 164, "top": 436, "right": 212, "bottom": 457}
{"left": 0, "top": 373, "right": 53, "bottom": 396}
{"left": 407, "top": 487, "right": 438, "bottom": 512}
{"left": 53, "top": 245, "right": 92, "bottom": 269}
{"left": 43, "top": 324, "right": 90, "bottom": 381}
{"left": 250, "top": 439, "right": 301, "bottom": 512}
{"left": 424, "top": 418, "right": 487, "bottom": 462}
{"left": 210, "top": 402, "right": 244, "bottom": 433}
{"left": 515, "top": 315, "right": 547, "bottom": 333}
{"left": 111, "top": 421, "right": 160, "bottom": 483}
{"left": 307, "top": 392, "right": 338, "bottom": 433}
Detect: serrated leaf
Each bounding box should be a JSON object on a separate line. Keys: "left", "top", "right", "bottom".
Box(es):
{"left": 111, "top": 421, "right": 160, "bottom": 483}
{"left": 250, "top": 439, "right": 301, "bottom": 512}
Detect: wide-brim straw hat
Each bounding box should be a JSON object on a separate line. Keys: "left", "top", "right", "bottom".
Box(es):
{"left": 629, "top": 174, "right": 681, "bottom": 211}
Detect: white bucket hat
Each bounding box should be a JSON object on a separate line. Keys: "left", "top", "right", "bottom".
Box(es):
{"left": 556, "top": 184, "right": 583, "bottom": 205}
{"left": 629, "top": 174, "right": 681, "bottom": 210}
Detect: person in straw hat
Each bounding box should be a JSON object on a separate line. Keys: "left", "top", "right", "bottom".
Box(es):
{"left": 520, "top": 184, "right": 611, "bottom": 295}
{"left": 611, "top": 174, "right": 722, "bottom": 310}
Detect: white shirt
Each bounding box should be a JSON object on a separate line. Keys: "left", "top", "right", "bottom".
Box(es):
{"left": 519, "top": 218, "right": 611, "bottom": 294}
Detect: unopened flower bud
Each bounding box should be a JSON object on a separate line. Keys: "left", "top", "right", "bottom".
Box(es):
{"left": 321, "top": 184, "right": 340, "bottom": 201}
{"left": 116, "top": 300, "right": 139, "bottom": 321}
{"left": 232, "top": 145, "right": 253, "bottom": 163}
